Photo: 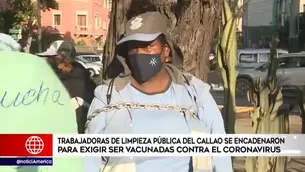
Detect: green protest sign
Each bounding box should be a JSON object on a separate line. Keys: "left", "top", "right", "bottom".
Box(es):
{"left": 9, "top": 29, "right": 20, "bottom": 34}
{"left": 0, "top": 51, "right": 83, "bottom": 172}
{"left": 10, "top": 35, "right": 18, "bottom": 40}
{"left": 9, "top": 29, "right": 21, "bottom": 41}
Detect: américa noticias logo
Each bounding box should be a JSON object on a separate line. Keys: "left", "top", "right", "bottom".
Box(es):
{"left": 25, "top": 136, "right": 44, "bottom": 155}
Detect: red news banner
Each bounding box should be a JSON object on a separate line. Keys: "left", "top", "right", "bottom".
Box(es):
{"left": 0, "top": 134, "right": 53, "bottom": 166}
{"left": 0, "top": 134, "right": 53, "bottom": 156}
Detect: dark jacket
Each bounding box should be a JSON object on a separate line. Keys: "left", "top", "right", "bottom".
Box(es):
{"left": 56, "top": 62, "right": 96, "bottom": 134}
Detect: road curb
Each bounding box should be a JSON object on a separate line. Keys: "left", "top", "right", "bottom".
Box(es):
{"left": 217, "top": 105, "right": 253, "bottom": 114}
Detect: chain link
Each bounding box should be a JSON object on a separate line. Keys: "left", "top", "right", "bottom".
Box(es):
{"left": 86, "top": 102, "right": 197, "bottom": 128}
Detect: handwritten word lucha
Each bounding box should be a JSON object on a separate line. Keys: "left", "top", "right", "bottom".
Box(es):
{"left": 0, "top": 82, "right": 64, "bottom": 108}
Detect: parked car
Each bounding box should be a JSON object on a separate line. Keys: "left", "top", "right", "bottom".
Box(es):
{"left": 237, "top": 48, "right": 288, "bottom": 69}
{"left": 237, "top": 52, "right": 305, "bottom": 95}
{"left": 75, "top": 52, "right": 103, "bottom": 77}
{"left": 76, "top": 52, "right": 103, "bottom": 64}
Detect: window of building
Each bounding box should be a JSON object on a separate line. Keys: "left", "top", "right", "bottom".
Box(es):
{"left": 99, "top": 17, "right": 102, "bottom": 28}
{"left": 103, "top": 0, "right": 107, "bottom": 8}
{"left": 53, "top": 14, "right": 61, "bottom": 26}
{"left": 103, "top": 0, "right": 112, "bottom": 9}
{"left": 95, "top": 14, "right": 98, "bottom": 29}
{"left": 102, "top": 21, "right": 107, "bottom": 30}
{"left": 77, "top": 14, "right": 87, "bottom": 31}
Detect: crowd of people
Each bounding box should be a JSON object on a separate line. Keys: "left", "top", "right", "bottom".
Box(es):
{"left": 0, "top": 9, "right": 232, "bottom": 172}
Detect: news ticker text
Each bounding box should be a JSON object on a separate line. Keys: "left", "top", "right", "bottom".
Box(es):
{"left": 53, "top": 134, "right": 305, "bottom": 157}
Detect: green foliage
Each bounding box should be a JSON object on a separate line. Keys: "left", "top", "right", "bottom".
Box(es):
{"left": 4, "top": 0, "right": 58, "bottom": 29}
{"left": 0, "top": 11, "right": 15, "bottom": 32}
{"left": 42, "top": 0, "right": 59, "bottom": 11}
{"left": 76, "top": 40, "right": 87, "bottom": 47}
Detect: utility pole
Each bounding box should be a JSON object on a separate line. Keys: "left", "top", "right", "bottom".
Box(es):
{"left": 289, "top": 0, "right": 300, "bottom": 53}
{"left": 37, "top": 0, "right": 42, "bottom": 53}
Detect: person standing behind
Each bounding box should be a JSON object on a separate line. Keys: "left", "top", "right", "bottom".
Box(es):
{"left": 0, "top": 51, "right": 83, "bottom": 172}
{"left": 37, "top": 40, "right": 96, "bottom": 134}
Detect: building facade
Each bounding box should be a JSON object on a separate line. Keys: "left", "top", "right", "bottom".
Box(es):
{"left": 243, "top": 0, "right": 305, "bottom": 48}
{"left": 40, "top": 0, "right": 111, "bottom": 49}
{"left": 242, "top": 0, "right": 276, "bottom": 48}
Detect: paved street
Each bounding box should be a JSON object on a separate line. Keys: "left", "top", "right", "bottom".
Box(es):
{"left": 211, "top": 90, "right": 301, "bottom": 113}
{"left": 211, "top": 90, "right": 251, "bottom": 107}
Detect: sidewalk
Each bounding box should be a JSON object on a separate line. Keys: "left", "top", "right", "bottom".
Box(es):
{"left": 218, "top": 105, "right": 253, "bottom": 113}
{"left": 234, "top": 113, "right": 305, "bottom": 172}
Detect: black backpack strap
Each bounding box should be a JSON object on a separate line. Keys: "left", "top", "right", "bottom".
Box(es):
{"left": 106, "top": 78, "right": 115, "bottom": 105}
{"left": 182, "top": 73, "right": 200, "bottom": 120}
{"left": 103, "top": 73, "right": 130, "bottom": 105}
{"left": 182, "top": 73, "right": 197, "bottom": 104}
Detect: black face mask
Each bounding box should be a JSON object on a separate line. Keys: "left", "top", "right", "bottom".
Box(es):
{"left": 127, "top": 53, "right": 163, "bottom": 84}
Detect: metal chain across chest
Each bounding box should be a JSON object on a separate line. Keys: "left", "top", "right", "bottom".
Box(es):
{"left": 85, "top": 102, "right": 196, "bottom": 128}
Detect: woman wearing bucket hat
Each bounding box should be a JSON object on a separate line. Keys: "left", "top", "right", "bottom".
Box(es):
{"left": 84, "top": 11, "right": 232, "bottom": 172}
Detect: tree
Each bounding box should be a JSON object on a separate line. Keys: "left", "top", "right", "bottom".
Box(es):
{"left": 3, "top": 0, "right": 58, "bottom": 52}
{"left": 0, "top": 11, "right": 15, "bottom": 33}
{"left": 102, "top": 0, "right": 223, "bottom": 82}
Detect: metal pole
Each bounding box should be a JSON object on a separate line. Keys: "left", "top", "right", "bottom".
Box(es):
{"left": 37, "top": 0, "right": 42, "bottom": 53}
{"left": 289, "top": 0, "right": 300, "bottom": 53}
